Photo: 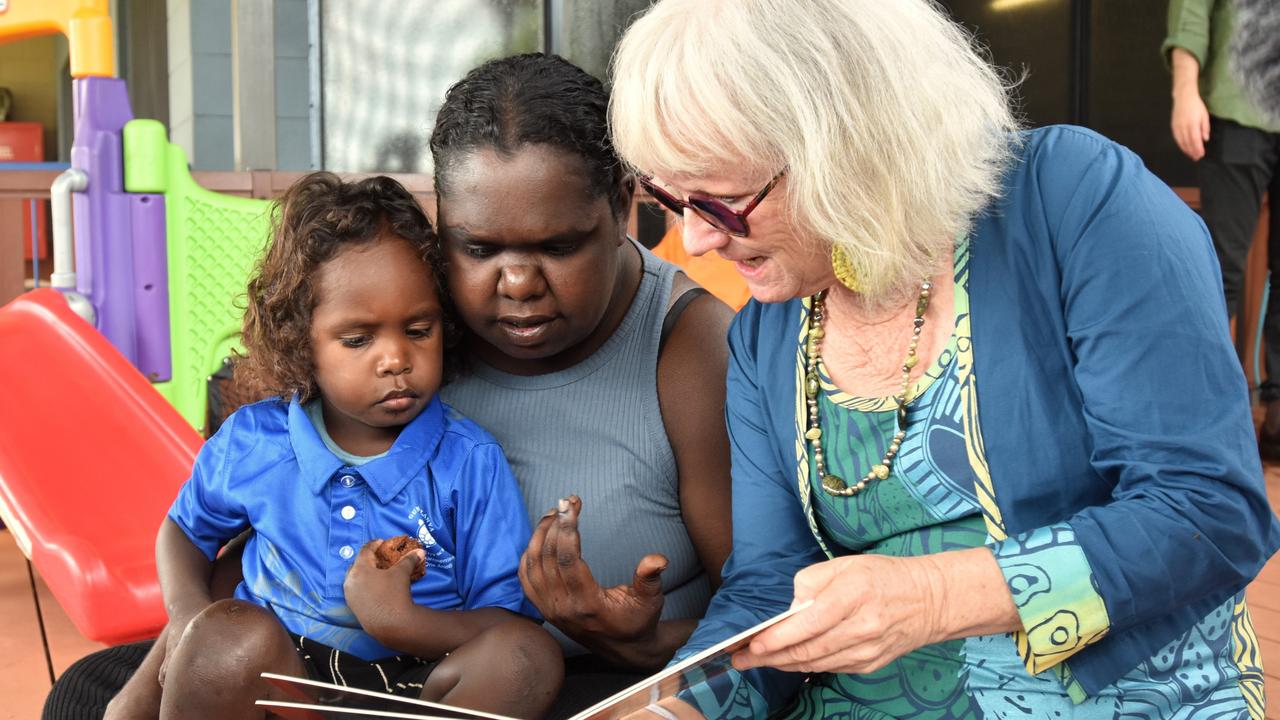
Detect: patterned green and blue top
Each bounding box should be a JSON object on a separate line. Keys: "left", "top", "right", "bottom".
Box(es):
{"left": 766, "top": 238, "right": 1264, "bottom": 719}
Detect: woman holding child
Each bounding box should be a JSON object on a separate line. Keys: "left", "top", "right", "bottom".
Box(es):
{"left": 431, "top": 55, "right": 734, "bottom": 677}
{"left": 48, "top": 54, "right": 732, "bottom": 720}
{"left": 604, "top": 0, "right": 1280, "bottom": 717}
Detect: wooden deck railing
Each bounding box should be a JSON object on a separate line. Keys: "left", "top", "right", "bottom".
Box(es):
{"left": 0, "top": 169, "right": 660, "bottom": 307}
{"left": 1, "top": 175, "right": 1268, "bottom": 388}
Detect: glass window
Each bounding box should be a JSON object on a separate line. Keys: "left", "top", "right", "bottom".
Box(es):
{"left": 321, "top": 0, "right": 543, "bottom": 173}
{"left": 553, "top": 0, "right": 651, "bottom": 81}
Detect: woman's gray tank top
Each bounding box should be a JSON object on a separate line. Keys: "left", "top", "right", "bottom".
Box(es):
{"left": 440, "top": 242, "right": 711, "bottom": 654}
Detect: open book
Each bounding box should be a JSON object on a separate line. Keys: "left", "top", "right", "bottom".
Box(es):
{"left": 256, "top": 600, "right": 813, "bottom": 720}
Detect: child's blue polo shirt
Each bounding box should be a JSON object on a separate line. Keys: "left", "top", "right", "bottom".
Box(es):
{"left": 167, "top": 395, "right": 536, "bottom": 661}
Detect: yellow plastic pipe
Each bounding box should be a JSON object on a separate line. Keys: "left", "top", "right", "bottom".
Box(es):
{"left": 0, "top": 0, "right": 115, "bottom": 78}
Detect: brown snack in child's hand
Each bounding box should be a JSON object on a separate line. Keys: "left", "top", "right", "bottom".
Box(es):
{"left": 374, "top": 535, "right": 425, "bottom": 581}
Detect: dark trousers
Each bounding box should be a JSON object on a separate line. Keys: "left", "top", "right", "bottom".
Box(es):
{"left": 41, "top": 641, "right": 152, "bottom": 720}
{"left": 42, "top": 639, "right": 641, "bottom": 720}
{"left": 1199, "top": 117, "right": 1280, "bottom": 399}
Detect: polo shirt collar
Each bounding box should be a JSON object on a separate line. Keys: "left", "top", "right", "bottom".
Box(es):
{"left": 288, "top": 395, "right": 446, "bottom": 503}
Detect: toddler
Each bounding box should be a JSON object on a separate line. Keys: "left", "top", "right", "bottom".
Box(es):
{"left": 140, "top": 173, "right": 561, "bottom": 719}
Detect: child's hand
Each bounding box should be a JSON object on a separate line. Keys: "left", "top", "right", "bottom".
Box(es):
{"left": 156, "top": 612, "right": 198, "bottom": 687}
{"left": 343, "top": 539, "right": 425, "bottom": 638}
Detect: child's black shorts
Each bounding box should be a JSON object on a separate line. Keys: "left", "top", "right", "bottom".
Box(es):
{"left": 290, "top": 633, "right": 440, "bottom": 698}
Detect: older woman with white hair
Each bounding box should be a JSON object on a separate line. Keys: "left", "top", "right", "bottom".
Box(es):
{"left": 609, "top": 0, "right": 1280, "bottom": 717}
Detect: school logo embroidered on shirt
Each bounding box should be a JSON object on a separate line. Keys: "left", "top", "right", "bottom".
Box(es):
{"left": 408, "top": 507, "right": 453, "bottom": 569}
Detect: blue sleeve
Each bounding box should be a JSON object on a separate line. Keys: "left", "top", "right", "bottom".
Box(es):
{"left": 671, "top": 305, "right": 824, "bottom": 716}
{"left": 1019, "top": 127, "right": 1279, "bottom": 640}
{"left": 452, "top": 442, "right": 538, "bottom": 618}
{"left": 166, "top": 410, "right": 251, "bottom": 560}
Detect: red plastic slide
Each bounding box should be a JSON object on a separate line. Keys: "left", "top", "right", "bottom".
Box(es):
{"left": 0, "top": 289, "right": 202, "bottom": 644}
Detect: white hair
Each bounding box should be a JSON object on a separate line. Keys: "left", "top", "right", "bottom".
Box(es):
{"left": 610, "top": 0, "right": 1021, "bottom": 299}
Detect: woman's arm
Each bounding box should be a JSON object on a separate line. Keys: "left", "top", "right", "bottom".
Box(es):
{"left": 989, "top": 129, "right": 1278, "bottom": 678}
{"left": 667, "top": 301, "right": 828, "bottom": 717}
{"left": 516, "top": 278, "right": 736, "bottom": 672}
{"left": 657, "top": 277, "right": 735, "bottom": 593}
{"left": 595, "top": 277, "right": 735, "bottom": 668}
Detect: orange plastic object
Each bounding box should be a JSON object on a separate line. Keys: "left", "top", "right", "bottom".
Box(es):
{"left": 651, "top": 224, "right": 752, "bottom": 310}
{"left": 0, "top": 0, "right": 115, "bottom": 78}
{"left": 0, "top": 289, "right": 202, "bottom": 643}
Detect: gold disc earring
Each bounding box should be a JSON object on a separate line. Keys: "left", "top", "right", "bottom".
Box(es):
{"left": 831, "top": 245, "right": 864, "bottom": 293}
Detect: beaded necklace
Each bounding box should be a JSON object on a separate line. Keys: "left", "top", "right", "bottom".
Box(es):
{"left": 805, "top": 280, "right": 932, "bottom": 496}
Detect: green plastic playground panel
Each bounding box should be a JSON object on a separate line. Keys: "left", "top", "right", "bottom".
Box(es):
{"left": 124, "top": 119, "right": 270, "bottom": 434}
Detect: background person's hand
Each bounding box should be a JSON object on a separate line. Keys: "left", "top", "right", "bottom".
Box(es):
{"left": 1171, "top": 89, "right": 1211, "bottom": 161}
{"left": 343, "top": 539, "right": 424, "bottom": 637}
{"left": 731, "top": 554, "right": 947, "bottom": 676}
{"left": 1172, "top": 71, "right": 1208, "bottom": 161}
{"left": 519, "top": 495, "right": 668, "bottom": 643}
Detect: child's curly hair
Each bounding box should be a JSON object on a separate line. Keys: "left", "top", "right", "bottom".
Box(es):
{"left": 236, "top": 172, "right": 458, "bottom": 403}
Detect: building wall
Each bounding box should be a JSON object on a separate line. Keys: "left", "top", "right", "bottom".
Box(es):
{"left": 166, "top": 0, "right": 311, "bottom": 171}
{"left": 275, "top": 0, "right": 312, "bottom": 170}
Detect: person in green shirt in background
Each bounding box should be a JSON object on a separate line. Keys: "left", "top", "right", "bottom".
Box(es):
{"left": 1165, "top": 0, "right": 1280, "bottom": 456}
{"left": 1230, "top": 0, "right": 1279, "bottom": 125}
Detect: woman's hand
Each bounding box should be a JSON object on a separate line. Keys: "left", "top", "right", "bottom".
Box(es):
{"left": 732, "top": 548, "right": 1020, "bottom": 675}
{"left": 343, "top": 539, "right": 424, "bottom": 640}
{"left": 519, "top": 496, "right": 668, "bottom": 644}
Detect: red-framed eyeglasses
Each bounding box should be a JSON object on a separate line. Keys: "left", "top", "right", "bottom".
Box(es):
{"left": 638, "top": 168, "right": 786, "bottom": 237}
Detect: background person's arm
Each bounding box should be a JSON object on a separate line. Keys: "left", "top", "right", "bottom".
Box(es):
{"left": 1170, "top": 47, "right": 1210, "bottom": 160}
{"left": 1162, "top": 0, "right": 1213, "bottom": 159}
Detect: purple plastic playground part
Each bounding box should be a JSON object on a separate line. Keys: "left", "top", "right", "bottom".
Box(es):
{"left": 70, "top": 77, "right": 172, "bottom": 378}
{"left": 131, "top": 194, "right": 172, "bottom": 381}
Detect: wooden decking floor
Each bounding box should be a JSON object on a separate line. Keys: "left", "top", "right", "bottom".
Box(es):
{"left": 2, "top": 471, "right": 1280, "bottom": 719}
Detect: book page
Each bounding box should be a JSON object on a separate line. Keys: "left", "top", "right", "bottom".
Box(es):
{"left": 571, "top": 600, "right": 813, "bottom": 719}
{"left": 257, "top": 600, "right": 814, "bottom": 720}
{"left": 258, "top": 673, "right": 518, "bottom": 720}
